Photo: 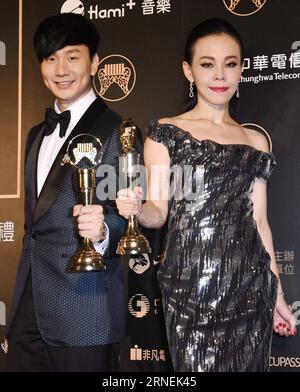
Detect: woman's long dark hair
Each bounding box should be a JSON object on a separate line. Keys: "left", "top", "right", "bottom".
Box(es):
{"left": 183, "top": 18, "right": 244, "bottom": 111}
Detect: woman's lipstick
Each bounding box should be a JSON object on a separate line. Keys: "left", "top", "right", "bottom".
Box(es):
{"left": 209, "top": 87, "right": 229, "bottom": 92}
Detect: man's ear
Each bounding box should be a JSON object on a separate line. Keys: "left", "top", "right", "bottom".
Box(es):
{"left": 91, "top": 53, "right": 100, "bottom": 76}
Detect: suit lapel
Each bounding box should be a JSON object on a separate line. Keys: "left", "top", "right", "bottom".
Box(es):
{"left": 33, "top": 97, "right": 108, "bottom": 223}
{"left": 24, "top": 124, "right": 46, "bottom": 223}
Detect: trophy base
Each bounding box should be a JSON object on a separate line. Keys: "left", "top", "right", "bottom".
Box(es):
{"left": 116, "top": 235, "right": 152, "bottom": 255}
{"left": 70, "top": 250, "right": 107, "bottom": 272}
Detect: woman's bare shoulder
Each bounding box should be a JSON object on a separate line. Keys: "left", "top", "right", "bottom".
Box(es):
{"left": 243, "top": 126, "right": 271, "bottom": 153}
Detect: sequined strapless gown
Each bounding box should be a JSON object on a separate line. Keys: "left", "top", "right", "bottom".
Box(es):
{"left": 147, "top": 120, "right": 278, "bottom": 372}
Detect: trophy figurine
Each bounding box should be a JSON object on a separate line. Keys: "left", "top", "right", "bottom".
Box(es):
{"left": 62, "top": 133, "right": 106, "bottom": 272}
{"left": 116, "top": 118, "right": 152, "bottom": 255}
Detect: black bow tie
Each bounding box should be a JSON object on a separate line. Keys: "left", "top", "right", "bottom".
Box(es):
{"left": 44, "top": 107, "right": 71, "bottom": 138}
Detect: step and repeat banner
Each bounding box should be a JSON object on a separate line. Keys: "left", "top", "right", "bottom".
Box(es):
{"left": 0, "top": 0, "right": 300, "bottom": 372}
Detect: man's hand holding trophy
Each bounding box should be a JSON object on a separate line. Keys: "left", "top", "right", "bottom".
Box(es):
{"left": 62, "top": 133, "right": 107, "bottom": 272}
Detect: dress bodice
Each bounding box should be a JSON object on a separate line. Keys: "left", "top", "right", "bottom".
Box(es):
{"left": 146, "top": 120, "right": 276, "bottom": 230}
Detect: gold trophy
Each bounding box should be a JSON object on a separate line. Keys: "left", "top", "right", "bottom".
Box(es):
{"left": 62, "top": 134, "right": 106, "bottom": 271}
{"left": 116, "top": 118, "right": 152, "bottom": 255}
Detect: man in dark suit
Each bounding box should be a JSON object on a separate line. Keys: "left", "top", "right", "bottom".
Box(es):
{"left": 4, "top": 13, "right": 133, "bottom": 372}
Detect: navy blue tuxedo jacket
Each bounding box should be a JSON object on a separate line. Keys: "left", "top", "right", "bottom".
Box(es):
{"left": 6, "top": 97, "right": 142, "bottom": 347}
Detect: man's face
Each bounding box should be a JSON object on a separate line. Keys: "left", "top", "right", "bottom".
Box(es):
{"left": 40, "top": 44, "right": 99, "bottom": 110}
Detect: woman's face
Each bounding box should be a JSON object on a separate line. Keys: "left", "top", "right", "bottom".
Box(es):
{"left": 183, "top": 33, "right": 243, "bottom": 107}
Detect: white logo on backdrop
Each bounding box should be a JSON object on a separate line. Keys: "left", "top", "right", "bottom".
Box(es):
{"left": 130, "top": 344, "right": 167, "bottom": 362}
{"left": 87, "top": 0, "right": 136, "bottom": 19}
{"left": 129, "top": 254, "right": 151, "bottom": 274}
{"left": 0, "top": 301, "right": 6, "bottom": 326}
{"left": 61, "top": 0, "right": 85, "bottom": 15}
{"left": 0, "top": 221, "right": 15, "bottom": 242}
{"left": 241, "top": 44, "right": 300, "bottom": 85}
{"left": 0, "top": 41, "right": 6, "bottom": 66}
{"left": 128, "top": 294, "right": 150, "bottom": 318}
{"left": 270, "top": 356, "right": 300, "bottom": 368}
{"left": 291, "top": 41, "right": 300, "bottom": 54}
{"left": 93, "top": 54, "right": 136, "bottom": 101}
{"left": 223, "top": 0, "right": 267, "bottom": 16}
{"left": 61, "top": 1, "right": 172, "bottom": 19}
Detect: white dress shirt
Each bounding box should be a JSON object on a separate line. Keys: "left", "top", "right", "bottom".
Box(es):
{"left": 37, "top": 89, "right": 109, "bottom": 255}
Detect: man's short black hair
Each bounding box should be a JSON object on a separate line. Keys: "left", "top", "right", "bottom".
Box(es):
{"left": 34, "top": 13, "right": 100, "bottom": 62}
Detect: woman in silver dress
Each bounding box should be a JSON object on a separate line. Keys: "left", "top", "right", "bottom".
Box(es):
{"left": 116, "top": 18, "right": 295, "bottom": 371}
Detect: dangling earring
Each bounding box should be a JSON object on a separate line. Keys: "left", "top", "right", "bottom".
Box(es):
{"left": 236, "top": 84, "right": 240, "bottom": 98}
{"left": 189, "top": 81, "right": 194, "bottom": 98}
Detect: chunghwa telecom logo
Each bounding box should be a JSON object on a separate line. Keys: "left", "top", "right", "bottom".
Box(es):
{"left": 128, "top": 294, "right": 150, "bottom": 318}
{"left": 93, "top": 54, "right": 136, "bottom": 102}
{"left": 0, "top": 41, "right": 6, "bottom": 66}
{"left": 223, "top": 0, "right": 267, "bottom": 16}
